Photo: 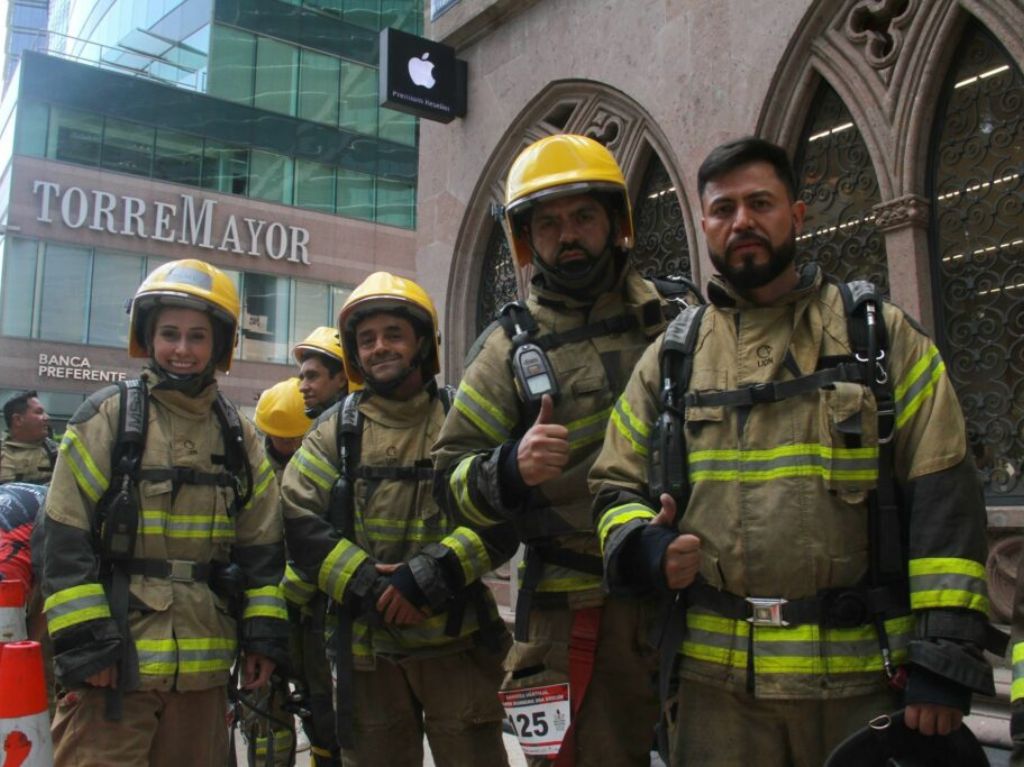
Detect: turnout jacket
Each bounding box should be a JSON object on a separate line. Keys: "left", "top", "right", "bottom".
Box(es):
{"left": 281, "top": 387, "right": 513, "bottom": 669}
{"left": 42, "top": 367, "right": 288, "bottom": 691}
{"left": 0, "top": 439, "right": 57, "bottom": 485}
{"left": 432, "top": 264, "right": 677, "bottom": 607}
{"left": 591, "top": 266, "right": 992, "bottom": 704}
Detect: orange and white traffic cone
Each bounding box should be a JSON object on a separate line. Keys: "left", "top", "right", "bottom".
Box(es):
{"left": 0, "top": 641, "right": 53, "bottom": 766}
{"left": 0, "top": 580, "right": 27, "bottom": 644}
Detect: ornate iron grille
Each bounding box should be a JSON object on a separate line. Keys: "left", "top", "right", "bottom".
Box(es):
{"left": 794, "top": 84, "right": 889, "bottom": 293}
{"left": 930, "top": 24, "right": 1024, "bottom": 502}
{"left": 631, "top": 156, "right": 692, "bottom": 280}
{"left": 475, "top": 222, "right": 519, "bottom": 337}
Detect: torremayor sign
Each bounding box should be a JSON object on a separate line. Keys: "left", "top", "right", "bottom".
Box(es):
{"left": 33, "top": 181, "right": 312, "bottom": 265}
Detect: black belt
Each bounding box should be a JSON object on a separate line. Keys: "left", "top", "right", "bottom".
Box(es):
{"left": 686, "top": 580, "right": 907, "bottom": 628}
{"left": 117, "top": 558, "right": 213, "bottom": 583}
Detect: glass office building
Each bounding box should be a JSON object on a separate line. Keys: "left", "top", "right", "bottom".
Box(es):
{"left": 0, "top": 0, "right": 423, "bottom": 426}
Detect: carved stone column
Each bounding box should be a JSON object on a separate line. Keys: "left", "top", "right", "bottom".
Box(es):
{"left": 872, "top": 194, "right": 935, "bottom": 332}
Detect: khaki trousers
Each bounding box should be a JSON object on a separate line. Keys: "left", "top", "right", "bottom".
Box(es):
{"left": 503, "top": 596, "right": 660, "bottom": 767}
{"left": 672, "top": 678, "right": 899, "bottom": 766}
{"left": 51, "top": 686, "right": 229, "bottom": 767}
{"left": 342, "top": 643, "right": 508, "bottom": 767}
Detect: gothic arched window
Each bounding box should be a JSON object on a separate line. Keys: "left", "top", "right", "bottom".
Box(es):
{"left": 475, "top": 221, "right": 518, "bottom": 337}
{"left": 794, "top": 82, "right": 888, "bottom": 293}
{"left": 929, "top": 21, "right": 1024, "bottom": 502}
{"left": 631, "top": 153, "right": 692, "bottom": 280}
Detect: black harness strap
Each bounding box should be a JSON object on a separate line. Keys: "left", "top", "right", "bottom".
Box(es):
{"left": 99, "top": 378, "right": 147, "bottom": 721}
{"left": 96, "top": 378, "right": 252, "bottom": 721}
{"left": 683, "top": 361, "right": 869, "bottom": 408}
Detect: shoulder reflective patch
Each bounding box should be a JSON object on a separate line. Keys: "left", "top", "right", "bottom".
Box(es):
{"left": 465, "top": 321, "right": 502, "bottom": 367}
{"left": 69, "top": 384, "right": 120, "bottom": 425}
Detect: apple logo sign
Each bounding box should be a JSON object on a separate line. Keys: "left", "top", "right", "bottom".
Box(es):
{"left": 408, "top": 53, "right": 436, "bottom": 89}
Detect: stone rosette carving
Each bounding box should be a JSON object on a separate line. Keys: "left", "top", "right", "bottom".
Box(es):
{"left": 871, "top": 194, "right": 930, "bottom": 230}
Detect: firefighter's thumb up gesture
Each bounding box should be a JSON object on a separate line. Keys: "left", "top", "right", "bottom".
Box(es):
{"left": 517, "top": 394, "right": 570, "bottom": 486}
{"left": 652, "top": 493, "right": 702, "bottom": 590}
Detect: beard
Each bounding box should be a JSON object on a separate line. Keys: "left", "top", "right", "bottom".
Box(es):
{"left": 532, "top": 238, "right": 617, "bottom": 296}
{"left": 709, "top": 229, "right": 798, "bottom": 291}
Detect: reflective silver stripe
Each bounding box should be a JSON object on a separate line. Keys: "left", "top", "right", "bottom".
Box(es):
{"left": 689, "top": 444, "right": 877, "bottom": 483}
{"left": 362, "top": 516, "right": 436, "bottom": 543}
{"left": 610, "top": 395, "right": 650, "bottom": 457}
{"left": 453, "top": 383, "right": 513, "bottom": 444}
{"left": 60, "top": 430, "right": 109, "bottom": 502}
{"left": 894, "top": 345, "right": 943, "bottom": 427}
{"left": 449, "top": 455, "right": 495, "bottom": 528}
{"left": 565, "top": 406, "right": 612, "bottom": 452}
{"left": 441, "top": 527, "right": 489, "bottom": 582}
{"left": 293, "top": 446, "right": 339, "bottom": 491}
{"left": 44, "top": 584, "right": 111, "bottom": 633}
{"left": 141, "top": 509, "right": 233, "bottom": 540}
{"left": 321, "top": 540, "right": 369, "bottom": 601}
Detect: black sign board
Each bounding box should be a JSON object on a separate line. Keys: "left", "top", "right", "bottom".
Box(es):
{"left": 379, "top": 27, "right": 467, "bottom": 123}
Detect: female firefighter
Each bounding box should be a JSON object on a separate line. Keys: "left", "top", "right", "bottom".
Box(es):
{"left": 40, "top": 259, "right": 289, "bottom": 766}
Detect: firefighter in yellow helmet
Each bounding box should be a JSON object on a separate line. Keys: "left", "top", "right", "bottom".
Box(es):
{"left": 293, "top": 326, "right": 349, "bottom": 418}
{"left": 589, "top": 138, "right": 994, "bottom": 765}
{"left": 41, "top": 259, "right": 289, "bottom": 766}
{"left": 432, "top": 134, "right": 701, "bottom": 766}
{"left": 239, "top": 376, "right": 312, "bottom": 767}
{"left": 282, "top": 272, "right": 515, "bottom": 766}
{"left": 286, "top": 330, "right": 350, "bottom": 767}
{"left": 255, "top": 378, "right": 312, "bottom": 481}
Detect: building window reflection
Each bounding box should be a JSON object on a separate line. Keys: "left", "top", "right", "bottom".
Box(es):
{"left": 0, "top": 237, "right": 353, "bottom": 362}
{"left": 16, "top": 101, "right": 414, "bottom": 228}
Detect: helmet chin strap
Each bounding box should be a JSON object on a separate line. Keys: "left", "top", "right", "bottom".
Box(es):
{"left": 527, "top": 226, "right": 622, "bottom": 296}
{"left": 153, "top": 361, "right": 217, "bottom": 396}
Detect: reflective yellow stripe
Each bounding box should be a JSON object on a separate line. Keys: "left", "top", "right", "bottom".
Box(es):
{"left": 449, "top": 455, "right": 494, "bottom": 528}
{"left": 247, "top": 458, "right": 275, "bottom": 506}
{"left": 597, "top": 503, "right": 655, "bottom": 550}
{"left": 44, "top": 583, "right": 111, "bottom": 633}
{"left": 689, "top": 443, "right": 877, "bottom": 483}
{"left": 362, "top": 516, "right": 439, "bottom": 543}
{"left": 293, "top": 446, "right": 339, "bottom": 491}
{"left": 281, "top": 564, "right": 316, "bottom": 606}
{"left": 908, "top": 557, "right": 988, "bottom": 612}
{"left": 244, "top": 585, "right": 288, "bottom": 620}
{"left": 894, "top": 345, "right": 944, "bottom": 428}
{"left": 441, "top": 526, "right": 490, "bottom": 583}
{"left": 60, "top": 430, "right": 108, "bottom": 503}
{"left": 611, "top": 395, "right": 650, "bottom": 458}
{"left": 140, "top": 509, "right": 234, "bottom": 540}
{"left": 565, "top": 406, "right": 612, "bottom": 452}
{"left": 320, "top": 539, "right": 369, "bottom": 603}
{"left": 453, "top": 382, "right": 514, "bottom": 444}
{"left": 136, "top": 636, "right": 237, "bottom": 676}
{"left": 680, "top": 611, "right": 913, "bottom": 676}
{"left": 1012, "top": 641, "right": 1024, "bottom": 702}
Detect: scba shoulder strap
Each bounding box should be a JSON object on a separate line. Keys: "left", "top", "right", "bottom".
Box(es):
{"left": 334, "top": 385, "right": 455, "bottom": 484}
{"left": 652, "top": 280, "right": 893, "bottom": 515}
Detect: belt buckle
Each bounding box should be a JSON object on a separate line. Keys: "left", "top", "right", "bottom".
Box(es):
{"left": 168, "top": 559, "right": 196, "bottom": 582}
{"left": 746, "top": 597, "right": 789, "bottom": 627}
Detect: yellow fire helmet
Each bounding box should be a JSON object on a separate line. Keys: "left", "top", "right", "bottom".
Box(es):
{"left": 338, "top": 271, "right": 440, "bottom": 386}
{"left": 128, "top": 259, "right": 240, "bottom": 372}
{"left": 254, "top": 377, "right": 312, "bottom": 438}
{"left": 503, "top": 133, "right": 634, "bottom": 267}
{"left": 292, "top": 325, "right": 344, "bottom": 366}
